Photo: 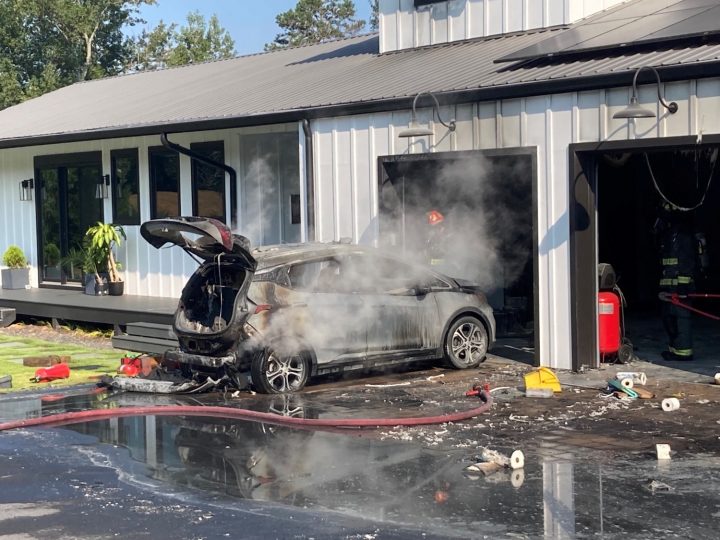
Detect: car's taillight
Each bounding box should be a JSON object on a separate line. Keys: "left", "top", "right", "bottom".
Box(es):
{"left": 254, "top": 304, "right": 272, "bottom": 314}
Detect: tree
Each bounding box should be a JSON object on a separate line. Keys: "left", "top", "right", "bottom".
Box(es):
{"left": 265, "top": 0, "right": 365, "bottom": 51}
{"left": 31, "top": 0, "right": 155, "bottom": 82}
{"left": 132, "top": 11, "right": 235, "bottom": 71}
{"left": 0, "top": 0, "right": 154, "bottom": 109}
{"left": 369, "top": 0, "right": 379, "bottom": 31}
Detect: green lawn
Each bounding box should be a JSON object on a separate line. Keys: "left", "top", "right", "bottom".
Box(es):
{"left": 0, "top": 335, "right": 127, "bottom": 392}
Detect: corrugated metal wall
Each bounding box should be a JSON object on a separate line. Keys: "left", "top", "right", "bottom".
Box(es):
{"left": 379, "top": 0, "right": 629, "bottom": 53}
{"left": 0, "top": 124, "right": 301, "bottom": 298}
{"left": 311, "top": 77, "right": 720, "bottom": 369}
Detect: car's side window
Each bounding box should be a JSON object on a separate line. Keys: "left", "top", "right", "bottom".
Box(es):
{"left": 371, "top": 256, "right": 450, "bottom": 293}
{"left": 288, "top": 259, "right": 340, "bottom": 292}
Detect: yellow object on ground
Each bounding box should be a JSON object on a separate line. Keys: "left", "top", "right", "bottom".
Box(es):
{"left": 524, "top": 367, "right": 562, "bottom": 393}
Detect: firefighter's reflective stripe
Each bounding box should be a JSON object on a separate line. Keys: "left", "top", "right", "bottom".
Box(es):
{"left": 662, "top": 258, "right": 679, "bottom": 266}
{"left": 430, "top": 258, "right": 444, "bottom": 266}
{"left": 677, "top": 276, "right": 693, "bottom": 284}
{"left": 659, "top": 278, "right": 677, "bottom": 286}
{"left": 670, "top": 346, "right": 694, "bottom": 357}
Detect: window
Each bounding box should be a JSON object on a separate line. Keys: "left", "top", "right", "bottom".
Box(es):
{"left": 288, "top": 259, "right": 337, "bottom": 292}
{"left": 191, "top": 141, "right": 230, "bottom": 223}
{"left": 149, "top": 146, "right": 180, "bottom": 219}
{"left": 111, "top": 149, "right": 140, "bottom": 225}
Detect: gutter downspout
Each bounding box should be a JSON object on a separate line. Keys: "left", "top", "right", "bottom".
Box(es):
{"left": 161, "top": 133, "right": 237, "bottom": 225}
{"left": 301, "top": 119, "right": 316, "bottom": 241}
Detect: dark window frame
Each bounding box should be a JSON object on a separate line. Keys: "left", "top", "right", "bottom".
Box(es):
{"left": 190, "top": 141, "right": 227, "bottom": 223}
{"left": 148, "top": 146, "right": 180, "bottom": 219}
{"left": 111, "top": 148, "right": 140, "bottom": 226}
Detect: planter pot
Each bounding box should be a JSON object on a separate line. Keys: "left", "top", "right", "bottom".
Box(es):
{"left": 83, "top": 273, "right": 108, "bottom": 296}
{"left": 108, "top": 281, "right": 124, "bottom": 296}
{"left": 1, "top": 268, "right": 29, "bottom": 290}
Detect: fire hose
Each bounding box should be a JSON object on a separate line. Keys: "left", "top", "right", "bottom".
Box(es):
{"left": 658, "top": 292, "right": 720, "bottom": 321}
{"left": 0, "top": 389, "right": 492, "bottom": 432}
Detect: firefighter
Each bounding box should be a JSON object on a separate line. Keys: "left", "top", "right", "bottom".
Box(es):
{"left": 656, "top": 202, "right": 706, "bottom": 361}
{"left": 425, "top": 209, "right": 447, "bottom": 268}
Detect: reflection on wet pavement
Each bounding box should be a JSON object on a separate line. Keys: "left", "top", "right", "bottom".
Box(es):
{"left": 1, "top": 389, "right": 719, "bottom": 538}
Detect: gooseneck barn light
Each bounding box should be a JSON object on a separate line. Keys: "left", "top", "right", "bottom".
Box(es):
{"left": 613, "top": 66, "right": 679, "bottom": 119}
{"left": 398, "top": 91, "right": 456, "bottom": 138}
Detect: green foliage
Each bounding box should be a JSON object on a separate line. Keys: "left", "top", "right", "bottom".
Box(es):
{"left": 43, "top": 243, "right": 61, "bottom": 267}
{"left": 2, "top": 245, "right": 27, "bottom": 269}
{"left": 86, "top": 222, "right": 126, "bottom": 282}
{"left": 0, "top": 0, "right": 155, "bottom": 110}
{"left": 132, "top": 11, "right": 235, "bottom": 71}
{"left": 369, "top": 0, "right": 379, "bottom": 31}
{"left": 265, "top": 0, "right": 366, "bottom": 51}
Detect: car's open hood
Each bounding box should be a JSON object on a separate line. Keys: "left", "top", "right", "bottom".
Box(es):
{"left": 140, "top": 217, "right": 257, "bottom": 269}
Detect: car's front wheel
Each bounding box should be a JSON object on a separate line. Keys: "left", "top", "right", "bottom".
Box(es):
{"left": 251, "top": 348, "right": 310, "bottom": 394}
{"left": 444, "top": 316, "right": 488, "bottom": 369}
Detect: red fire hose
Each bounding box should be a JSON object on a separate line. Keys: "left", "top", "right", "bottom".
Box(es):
{"left": 0, "top": 390, "right": 492, "bottom": 432}
{"left": 659, "top": 292, "right": 720, "bottom": 321}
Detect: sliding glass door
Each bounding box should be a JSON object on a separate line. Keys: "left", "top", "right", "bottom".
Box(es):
{"left": 35, "top": 153, "right": 104, "bottom": 284}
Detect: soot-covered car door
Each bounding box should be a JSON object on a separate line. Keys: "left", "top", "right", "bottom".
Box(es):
{"left": 360, "top": 255, "right": 442, "bottom": 358}
{"left": 281, "top": 257, "right": 369, "bottom": 366}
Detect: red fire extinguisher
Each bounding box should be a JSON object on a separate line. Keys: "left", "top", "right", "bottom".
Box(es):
{"left": 598, "top": 291, "right": 621, "bottom": 359}
{"left": 31, "top": 363, "right": 70, "bottom": 383}
{"left": 597, "top": 264, "right": 635, "bottom": 363}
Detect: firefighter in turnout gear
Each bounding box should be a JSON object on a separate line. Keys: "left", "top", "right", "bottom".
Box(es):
{"left": 656, "top": 202, "right": 707, "bottom": 361}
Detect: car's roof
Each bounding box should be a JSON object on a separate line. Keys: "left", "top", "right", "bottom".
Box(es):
{"left": 252, "top": 242, "right": 380, "bottom": 270}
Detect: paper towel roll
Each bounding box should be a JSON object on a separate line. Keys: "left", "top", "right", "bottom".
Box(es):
{"left": 620, "top": 378, "right": 634, "bottom": 389}
{"left": 510, "top": 450, "right": 525, "bottom": 470}
{"left": 714, "top": 373, "right": 720, "bottom": 385}
{"left": 616, "top": 371, "right": 647, "bottom": 385}
{"left": 656, "top": 443, "right": 672, "bottom": 460}
{"left": 662, "top": 397, "right": 680, "bottom": 412}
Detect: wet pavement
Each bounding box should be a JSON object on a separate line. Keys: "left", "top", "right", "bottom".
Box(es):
{"left": 1, "top": 355, "right": 719, "bottom": 539}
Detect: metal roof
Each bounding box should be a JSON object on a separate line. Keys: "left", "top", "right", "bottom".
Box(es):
{"left": 498, "top": 0, "right": 720, "bottom": 63}
{"left": 1, "top": 21, "right": 720, "bottom": 148}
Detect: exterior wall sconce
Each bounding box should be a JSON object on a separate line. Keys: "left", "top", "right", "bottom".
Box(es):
{"left": 613, "top": 66, "right": 678, "bottom": 119}
{"left": 19, "top": 178, "right": 33, "bottom": 201}
{"left": 398, "top": 91, "right": 457, "bottom": 138}
{"left": 95, "top": 174, "right": 110, "bottom": 199}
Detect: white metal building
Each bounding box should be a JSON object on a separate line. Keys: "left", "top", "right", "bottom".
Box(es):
{"left": 1, "top": 0, "right": 719, "bottom": 370}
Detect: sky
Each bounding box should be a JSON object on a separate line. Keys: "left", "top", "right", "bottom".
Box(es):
{"left": 133, "top": 1, "right": 374, "bottom": 56}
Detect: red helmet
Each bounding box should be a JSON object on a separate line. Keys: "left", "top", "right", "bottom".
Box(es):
{"left": 427, "top": 210, "right": 444, "bottom": 225}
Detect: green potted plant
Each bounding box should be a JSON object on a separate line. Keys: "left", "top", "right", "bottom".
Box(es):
{"left": 1, "top": 245, "right": 30, "bottom": 289}
{"left": 86, "top": 222, "right": 126, "bottom": 296}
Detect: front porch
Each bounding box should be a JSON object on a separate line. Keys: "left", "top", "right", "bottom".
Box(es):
{"left": 0, "top": 287, "right": 177, "bottom": 326}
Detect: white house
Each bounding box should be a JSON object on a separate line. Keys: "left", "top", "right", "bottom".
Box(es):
{"left": 2, "top": 0, "right": 719, "bottom": 370}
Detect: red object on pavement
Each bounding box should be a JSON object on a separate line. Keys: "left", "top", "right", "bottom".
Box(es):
{"left": 33, "top": 363, "right": 70, "bottom": 382}
{"left": 465, "top": 383, "right": 491, "bottom": 397}
{"left": 118, "top": 363, "right": 140, "bottom": 377}
{"left": 598, "top": 291, "right": 621, "bottom": 358}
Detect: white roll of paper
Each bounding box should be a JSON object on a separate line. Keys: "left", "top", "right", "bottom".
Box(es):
{"left": 662, "top": 397, "right": 680, "bottom": 412}
{"left": 714, "top": 373, "right": 720, "bottom": 385}
{"left": 620, "top": 378, "right": 634, "bottom": 389}
{"left": 511, "top": 469, "right": 525, "bottom": 488}
{"left": 656, "top": 443, "right": 672, "bottom": 460}
{"left": 510, "top": 450, "right": 525, "bottom": 470}
{"left": 616, "top": 371, "right": 647, "bottom": 385}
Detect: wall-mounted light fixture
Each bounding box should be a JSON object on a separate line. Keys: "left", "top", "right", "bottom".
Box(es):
{"left": 95, "top": 174, "right": 110, "bottom": 199}
{"left": 19, "top": 178, "right": 33, "bottom": 201}
{"left": 398, "top": 91, "right": 456, "bottom": 138}
{"left": 613, "top": 66, "right": 678, "bottom": 119}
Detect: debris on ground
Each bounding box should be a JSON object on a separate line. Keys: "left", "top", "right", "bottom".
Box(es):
{"left": 31, "top": 363, "right": 70, "bottom": 383}
{"left": 645, "top": 480, "right": 674, "bottom": 493}
{"left": 656, "top": 443, "right": 672, "bottom": 460}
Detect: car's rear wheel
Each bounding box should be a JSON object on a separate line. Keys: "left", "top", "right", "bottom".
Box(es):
{"left": 251, "top": 348, "right": 310, "bottom": 394}
{"left": 444, "top": 316, "right": 488, "bottom": 369}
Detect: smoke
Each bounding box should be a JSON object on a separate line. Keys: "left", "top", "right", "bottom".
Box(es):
{"left": 240, "top": 157, "right": 278, "bottom": 246}
{"left": 379, "top": 154, "right": 533, "bottom": 298}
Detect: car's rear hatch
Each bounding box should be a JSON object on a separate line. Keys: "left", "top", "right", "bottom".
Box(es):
{"left": 141, "top": 217, "right": 258, "bottom": 354}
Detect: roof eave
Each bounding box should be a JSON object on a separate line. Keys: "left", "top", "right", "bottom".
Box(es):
{"left": 2, "top": 61, "right": 720, "bottom": 150}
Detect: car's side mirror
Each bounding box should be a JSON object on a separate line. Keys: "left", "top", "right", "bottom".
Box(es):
{"left": 414, "top": 285, "right": 431, "bottom": 296}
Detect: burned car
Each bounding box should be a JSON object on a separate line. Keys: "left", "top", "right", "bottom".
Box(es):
{"left": 141, "top": 217, "right": 495, "bottom": 394}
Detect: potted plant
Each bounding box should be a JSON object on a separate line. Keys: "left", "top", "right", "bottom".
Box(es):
{"left": 1, "top": 245, "right": 30, "bottom": 290}
{"left": 86, "top": 222, "right": 126, "bottom": 296}
{"left": 62, "top": 244, "right": 107, "bottom": 295}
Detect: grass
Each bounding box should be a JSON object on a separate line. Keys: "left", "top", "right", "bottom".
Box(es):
{"left": 0, "top": 335, "right": 128, "bottom": 392}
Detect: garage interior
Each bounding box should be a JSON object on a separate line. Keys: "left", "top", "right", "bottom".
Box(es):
{"left": 597, "top": 145, "right": 720, "bottom": 364}
{"left": 377, "top": 150, "right": 537, "bottom": 355}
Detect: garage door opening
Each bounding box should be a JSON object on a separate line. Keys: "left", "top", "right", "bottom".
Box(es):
{"left": 597, "top": 146, "right": 720, "bottom": 364}
{"left": 377, "top": 149, "right": 538, "bottom": 363}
